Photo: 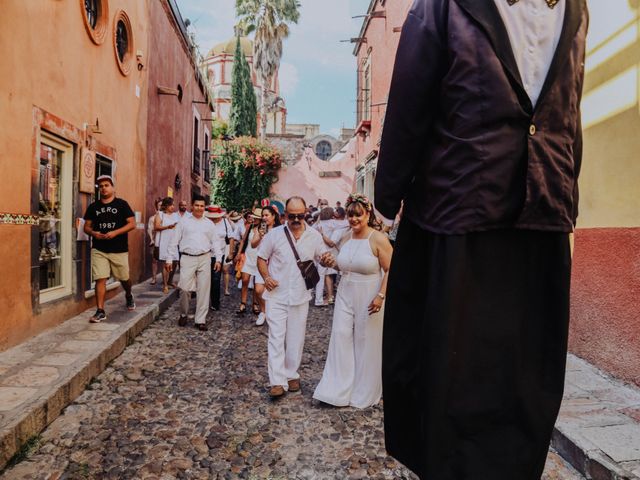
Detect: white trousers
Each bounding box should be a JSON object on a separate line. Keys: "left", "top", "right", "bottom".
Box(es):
{"left": 266, "top": 300, "right": 309, "bottom": 388}
{"left": 314, "top": 272, "right": 326, "bottom": 305}
{"left": 178, "top": 254, "right": 211, "bottom": 325}
{"left": 313, "top": 272, "right": 383, "bottom": 408}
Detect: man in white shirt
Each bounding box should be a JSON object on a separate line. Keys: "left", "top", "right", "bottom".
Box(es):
{"left": 166, "top": 195, "right": 223, "bottom": 331}
{"left": 257, "top": 197, "right": 332, "bottom": 398}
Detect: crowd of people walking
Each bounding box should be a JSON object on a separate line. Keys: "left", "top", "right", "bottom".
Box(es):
{"left": 142, "top": 193, "right": 394, "bottom": 409}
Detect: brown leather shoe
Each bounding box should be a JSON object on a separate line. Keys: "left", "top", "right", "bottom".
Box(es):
{"left": 269, "top": 385, "right": 285, "bottom": 398}
{"left": 178, "top": 315, "right": 187, "bottom": 327}
{"left": 197, "top": 323, "right": 208, "bottom": 331}
{"left": 288, "top": 379, "right": 301, "bottom": 392}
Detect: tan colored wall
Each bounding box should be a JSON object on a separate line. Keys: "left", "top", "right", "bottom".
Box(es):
{"left": 0, "top": 1, "right": 149, "bottom": 350}
{"left": 577, "top": 2, "right": 640, "bottom": 228}
{"left": 579, "top": 107, "right": 640, "bottom": 228}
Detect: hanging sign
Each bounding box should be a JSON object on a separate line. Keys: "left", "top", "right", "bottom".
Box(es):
{"left": 79, "top": 148, "right": 96, "bottom": 194}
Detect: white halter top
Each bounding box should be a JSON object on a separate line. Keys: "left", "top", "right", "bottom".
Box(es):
{"left": 336, "top": 232, "right": 379, "bottom": 276}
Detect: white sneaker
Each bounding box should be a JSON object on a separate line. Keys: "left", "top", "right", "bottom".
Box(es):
{"left": 256, "top": 312, "right": 266, "bottom": 326}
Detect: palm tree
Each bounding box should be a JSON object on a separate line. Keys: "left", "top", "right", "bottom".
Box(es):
{"left": 236, "top": 0, "right": 300, "bottom": 140}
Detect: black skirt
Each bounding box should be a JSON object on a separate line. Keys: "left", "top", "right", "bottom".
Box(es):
{"left": 382, "top": 220, "right": 572, "bottom": 480}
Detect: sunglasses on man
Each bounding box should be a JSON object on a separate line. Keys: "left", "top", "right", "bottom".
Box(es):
{"left": 287, "top": 213, "right": 306, "bottom": 221}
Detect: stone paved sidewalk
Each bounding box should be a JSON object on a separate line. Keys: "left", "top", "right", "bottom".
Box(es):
{"left": 0, "top": 281, "right": 178, "bottom": 470}
{"left": 1, "top": 288, "right": 583, "bottom": 479}
{"left": 553, "top": 355, "right": 640, "bottom": 479}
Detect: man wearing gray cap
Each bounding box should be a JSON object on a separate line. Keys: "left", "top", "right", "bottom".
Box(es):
{"left": 83, "top": 175, "right": 136, "bottom": 322}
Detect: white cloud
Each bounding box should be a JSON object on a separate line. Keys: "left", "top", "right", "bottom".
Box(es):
{"left": 278, "top": 62, "right": 299, "bottom": 97}
{"left": 328, "top": 127, "right": 340, "bottom": 138}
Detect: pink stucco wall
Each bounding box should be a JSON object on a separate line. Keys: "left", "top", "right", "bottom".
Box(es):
{"left": 271, "top": 140, "right": 356, "bottom": 206}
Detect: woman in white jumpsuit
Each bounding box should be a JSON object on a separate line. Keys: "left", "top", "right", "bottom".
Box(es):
{"left": 313, "top": 194, "right": 393, "bottom": 409}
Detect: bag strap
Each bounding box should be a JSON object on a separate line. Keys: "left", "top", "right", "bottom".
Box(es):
{"left": 283, "top": 227, "right": 301, "bottom": 262}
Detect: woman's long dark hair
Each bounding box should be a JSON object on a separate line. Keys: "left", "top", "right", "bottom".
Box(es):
{"left": 262, "top": 205, "right": 281, "bottom": 227}
{"left": 161, "top": 197, "right": 174, "bottom": 211}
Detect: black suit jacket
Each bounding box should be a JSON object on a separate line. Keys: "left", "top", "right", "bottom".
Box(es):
{"left": 374, "top": 0, "right": 588, "bottom": 234}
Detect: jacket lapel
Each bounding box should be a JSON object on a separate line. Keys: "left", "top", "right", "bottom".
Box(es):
{"left": 536, "top": 0, "right": 585, "bottom": 110}
{"left": 454, "top": 0, "right": 532, "bottom": 113}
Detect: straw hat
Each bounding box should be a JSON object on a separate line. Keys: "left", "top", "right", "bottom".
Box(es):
{"left": 205, "top": 205, "right": 225, "bottom": 219}
{"left": 249, "top": 208, "right": 263, "bottom": 220}
{"left": 228, "top": 211, "right": 242, "bottom": 221}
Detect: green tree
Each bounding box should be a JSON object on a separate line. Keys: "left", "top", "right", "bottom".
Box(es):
{"left": 236, "top": 0, "right": 300, "bottom": 140}
{"left": 229, "top": 36, "right": 257, "bottom": 137}
{"left": 240, "top": 39, "right": 258, "bottom": 136}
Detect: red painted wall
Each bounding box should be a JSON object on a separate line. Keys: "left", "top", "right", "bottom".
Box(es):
{"left": 570, "top": 228, "right": 640, "bottom": 386}
{"left": 354, "top": 0, "right": 413, "bottom": 169}
{"left": 145, "top": 0, "right": 212, "bottom": 276}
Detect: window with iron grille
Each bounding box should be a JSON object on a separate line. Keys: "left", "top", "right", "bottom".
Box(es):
{"left": 116, "top": 21, "right": 128, "bottom": 62}
{"left": 203, "top": 132, "right": 210, "bottom": 183}
{"left": 113, "top": 10, "right": 133, "bottom": 75}
{"left": 193, "top": 117, "right": 201, "bottom": 174}
{"left": 85, "top": 0, "right": 98, "bottom": 28}
{"left": 315, "top": 141, "right": 333, "bottom": 161}
{"left": 363, "top": 63, "right": 371, "bottom": 121}
{"left": 81, "top": 0, "right": 108, "bottom": 44}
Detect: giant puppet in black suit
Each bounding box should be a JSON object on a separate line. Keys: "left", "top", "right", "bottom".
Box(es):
{"left": 375, "top": 0, "right": 588, "bottom": 478}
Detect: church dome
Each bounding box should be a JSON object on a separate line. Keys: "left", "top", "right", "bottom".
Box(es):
{"left": 208, "top": 36, "right": 253, "bottom": 58}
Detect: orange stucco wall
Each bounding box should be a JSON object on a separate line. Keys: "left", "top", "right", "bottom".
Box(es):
{"left": 0, "top": 1, "right": 149, "bottom": 350}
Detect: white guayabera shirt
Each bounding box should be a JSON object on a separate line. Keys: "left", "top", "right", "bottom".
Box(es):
{"left": 257, "top": 224, "right": 328, "bottom": 306}
{"left": 166, "top": 215, "right": 224, "bottom": 262}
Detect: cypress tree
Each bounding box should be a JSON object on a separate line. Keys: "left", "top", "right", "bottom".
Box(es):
{"left": 229, "top": 36, "right": 257, "bottom": 137}
{"left": 241, "top": 41, "right": 258, "bottom": 137}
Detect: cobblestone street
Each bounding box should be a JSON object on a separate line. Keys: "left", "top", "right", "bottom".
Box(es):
{"left": 2, "top": 288, "right": 583, "bottom": 479}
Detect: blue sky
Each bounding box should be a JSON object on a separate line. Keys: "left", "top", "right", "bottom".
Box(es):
{"left": 175, "top": 0, "right": 371, "bottom": 137}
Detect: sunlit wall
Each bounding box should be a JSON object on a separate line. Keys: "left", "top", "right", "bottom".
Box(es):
{"left": 578, "top": 0, "right": 640, "bottom": 227}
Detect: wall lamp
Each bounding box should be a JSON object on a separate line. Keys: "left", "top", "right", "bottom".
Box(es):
{"left": 84, "top": 118, "right": 102, "bottom": 134}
